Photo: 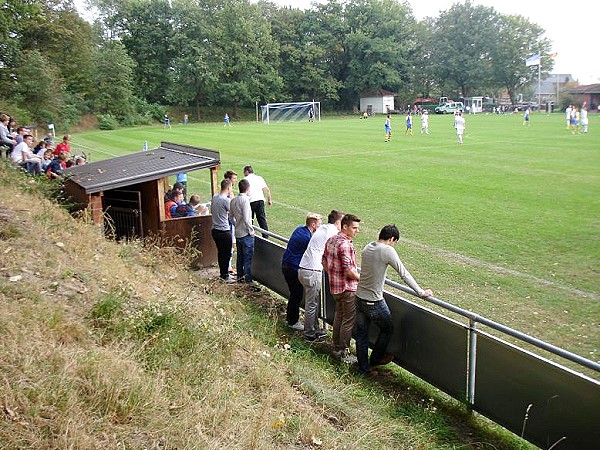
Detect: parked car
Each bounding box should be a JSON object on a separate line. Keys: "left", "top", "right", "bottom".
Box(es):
{"left": 434, "top": 101, "right": 465, "bottom": 114}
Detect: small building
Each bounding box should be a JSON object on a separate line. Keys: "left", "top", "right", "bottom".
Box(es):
{"left": 462, "top": 96, "right": 484, "bottom": 113}
{"left": 568, "top": 83, "right": 600, "bottom": 111}
{"left": 63, "top": 142, "right": 221, "bottom": 267}
{"left": 360, "top": 89, "right": 396, "bottom": 115}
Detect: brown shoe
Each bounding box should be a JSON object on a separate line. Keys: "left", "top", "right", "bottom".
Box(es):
{"left": 372, "top": 352, "right": 394, "bottom": 367}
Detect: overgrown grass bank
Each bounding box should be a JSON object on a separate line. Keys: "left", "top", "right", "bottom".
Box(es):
{"left": 0, "top": 163, "right": 533, "bottom": 448}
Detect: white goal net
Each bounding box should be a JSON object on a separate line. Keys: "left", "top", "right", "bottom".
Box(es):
{"left": 260, "top": 101, "right": 320, "bottom": 124}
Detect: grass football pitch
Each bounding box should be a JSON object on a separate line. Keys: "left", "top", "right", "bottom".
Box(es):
{"left": 72, "top": 112, "right": 600, "bottom": 368}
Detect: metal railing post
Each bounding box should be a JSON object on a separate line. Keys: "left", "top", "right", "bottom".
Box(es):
{"left": 467, "top": 318, "right": 478, "bottom": 407}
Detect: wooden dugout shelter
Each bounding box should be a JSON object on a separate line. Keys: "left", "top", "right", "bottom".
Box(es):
{"left": 63, "top": 142, "right": 221, "bottom": 267}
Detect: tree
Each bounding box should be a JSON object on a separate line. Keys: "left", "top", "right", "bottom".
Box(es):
{"left": 490, "top": 14, "right": 552, "bottom": 102}
{"left": 13, "top": 50, "right": 67, "bottom": 126}
{"left": 428, "top": 1, "right": 499, "bottom": 97}
{"left": 91, "top": 41, "right": 136, "bottom": 120}
{"left": 167, "top": 0, "right": 222, "bottom": 118}
{"left": 95, "top": 0, "right": 175, "bottom": 104}
{"left": 210, "top": 0, "right": 283, "bottom": 115}
{"left": 343, "top": 0, "right": 418, "bottom": 102}
{"left": 266, "top": 4, "right": 341, "bottom": 103}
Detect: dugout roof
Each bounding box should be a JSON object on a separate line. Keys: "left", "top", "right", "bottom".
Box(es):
{"left": 64, "top": 141, "right": 220, "bottom": 194}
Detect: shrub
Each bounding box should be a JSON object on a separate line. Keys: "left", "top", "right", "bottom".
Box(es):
{"left": 96, "top": 113, "right": 118, "bottom": 130}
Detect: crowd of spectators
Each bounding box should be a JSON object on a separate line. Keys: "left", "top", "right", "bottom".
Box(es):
{"left": 0, "top": 113, "right": 85, "bottom": 178}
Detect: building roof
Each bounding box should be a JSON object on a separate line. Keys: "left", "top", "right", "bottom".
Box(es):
{"left": 569, "top": 83, "right": 600, "bottom": 94}
{"left": 361, "top": 88, "right": 396, "bottom": 98}
{"left": 64, "top": 142, "right": 220, "bottom": 194}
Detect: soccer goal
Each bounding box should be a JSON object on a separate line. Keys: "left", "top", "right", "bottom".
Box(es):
{"left": 260, "top": 101, "right": 320, "bottom": 124}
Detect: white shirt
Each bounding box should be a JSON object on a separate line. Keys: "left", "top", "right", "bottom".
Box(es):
{"left": 455, "top": 116, "right": 465, "bottom": 133}
{"left": 10, "top": 141, "right": 28, "bottom": 163}
{"left": 299, "top": 223, "right": 339, "bottom": 271}
{"left": 244, "top": 172, "right": 267, "bottom": 203}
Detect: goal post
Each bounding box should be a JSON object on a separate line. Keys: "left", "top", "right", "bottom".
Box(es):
{"left": 260, "top": 101, "right": 320, "bottom": 124}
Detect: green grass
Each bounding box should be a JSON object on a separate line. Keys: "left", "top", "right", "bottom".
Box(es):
{"left": 70, "top": 113, "right": 600, "bottom": 366}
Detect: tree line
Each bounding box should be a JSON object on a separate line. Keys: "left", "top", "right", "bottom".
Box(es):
{"left": 0, "top": 0, "right": 552, "bottom": 129}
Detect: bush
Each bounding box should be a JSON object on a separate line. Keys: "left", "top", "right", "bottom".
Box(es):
{"left": 96, "top": 113, "right": 119, "bottom": 130}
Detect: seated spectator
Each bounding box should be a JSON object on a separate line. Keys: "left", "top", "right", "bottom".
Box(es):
{"left": 46, "top": 151, "right": 69, "bottom": 179}
{"left": 41, "top": 149, "right": 54, "bottom": 171}
{"left": 164, "top": 190, "right": 180, "bottom": 219}
{"left": 171, "top": 203, "right": 196, "bottom": 218}
{"left": 74, "top": 155, "right": 86, "bottom": 165}
{"left": 10, "top": 134, "right": 42, "bottom": 175}
{"left": 53, "top": 134, "right": 70, "bottom": 156}
{"left": 189, "top": 194, "right": 209, "bottom": 215}
{"left": 0, "top": 114, "right": 16, "bottom": 158}
{"left": 168, "top": 191, "right": 186, "bottom": 218}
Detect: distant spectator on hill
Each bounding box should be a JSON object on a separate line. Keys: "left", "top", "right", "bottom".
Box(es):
{"left": 0, "top": 114, "right": 16, "bottom": 157}
{"left": 53, "top": 135, "right": 71, "bottom": 156}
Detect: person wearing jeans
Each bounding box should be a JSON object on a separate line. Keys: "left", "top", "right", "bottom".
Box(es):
{"left": 230, "top": 179, "right": 258, "bottom": 289}
{"left": 355, "top": 224, "right": 433, "bottom": 376}
{"left": 322, "top": 214, "right": 361, "bottom": 364}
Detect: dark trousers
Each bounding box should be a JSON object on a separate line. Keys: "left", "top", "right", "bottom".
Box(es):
{"left": 355, "top": 297, "right": 394, "bottom": 374}
{"left": 282, "top": 263, "right": 303, "bottom": 325}
{"left": 211, "top": 228, "right": 232, "bottom": 278}
{"left": 250, "top": 200, "right": 268, "bottom": 234}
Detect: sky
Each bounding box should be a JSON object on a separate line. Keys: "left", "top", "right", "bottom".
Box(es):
{"left": 74, "top": 0, "right": 599, "bottom": 85}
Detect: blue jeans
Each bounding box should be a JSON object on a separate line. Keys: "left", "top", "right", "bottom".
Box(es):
{"left": 236, "top": 234, "right": 254, "bottom": 283}
{"left": 355, "top": 296, "right": 394, "bottom": 374}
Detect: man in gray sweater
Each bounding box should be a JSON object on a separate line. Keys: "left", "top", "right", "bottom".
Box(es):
{"left": 355, "top": 224, "right": 433, "bottom": 376}
{"left": 230, "top": 179, "right": 258, "bottom": 291}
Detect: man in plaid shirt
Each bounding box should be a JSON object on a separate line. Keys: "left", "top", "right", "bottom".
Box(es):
{"left": 322, "top": 213, "right": 361, "bottom": 363}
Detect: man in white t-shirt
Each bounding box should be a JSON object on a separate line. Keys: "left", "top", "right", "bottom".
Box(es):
{"left": 298, "top": 209, "right": 344, "bottom": 341}
{"left": 243, "top": 165, "right": 272, "bottom": 235}
{"left": 10, "top": 134, "right": 42, "bottom": 174}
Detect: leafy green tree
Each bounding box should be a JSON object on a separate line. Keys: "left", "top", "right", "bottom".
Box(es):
{"left": 12, "top": 49, "right": 67, "bottom": 126}
{"left": 266, "top": 4, "right": 341, "bottom": 102}
{"left": 91, "top": 41, "right": 136, "bottom": 120}
{"left": 96, "top": 0, "right": 175, "bottom": 104}
{"left": 210, "top": 0, "right": 283, "bottom": 115}
{"left": 344, "top": 0, "right": 418, "bottom": 103}
{"left": 19, "top": 1, "right": 95, "bottom": 101}
{"left": 167, "top": 0, "right": 221, "bottom": 118}
{"left": 428, "top": 1, "right": 499, "bottom": 97}
{"left": 490, "top": 14, "right": 552, "bottom": 102}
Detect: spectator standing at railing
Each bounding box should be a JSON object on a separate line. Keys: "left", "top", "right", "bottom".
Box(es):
{"left": 230, "top": 179, "right": 260, "bottom": 292}
{"left": 211, "top": 179, "right": 233, "bottom": 282}
{"left": 354, "top": 224, "right": 433, "bottom": 376}
{"left": 281, "top": 212, "right": 322, "bottom": 331}
{"left": 322, "top": 213, "right": 361, "bottom": 364}
{"left": 298, "top": 210, "right": 344, "bottom": 341}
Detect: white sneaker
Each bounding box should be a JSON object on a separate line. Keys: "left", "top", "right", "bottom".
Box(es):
{"left": 287, "top": 321, "right": 304, "bottom": 331}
